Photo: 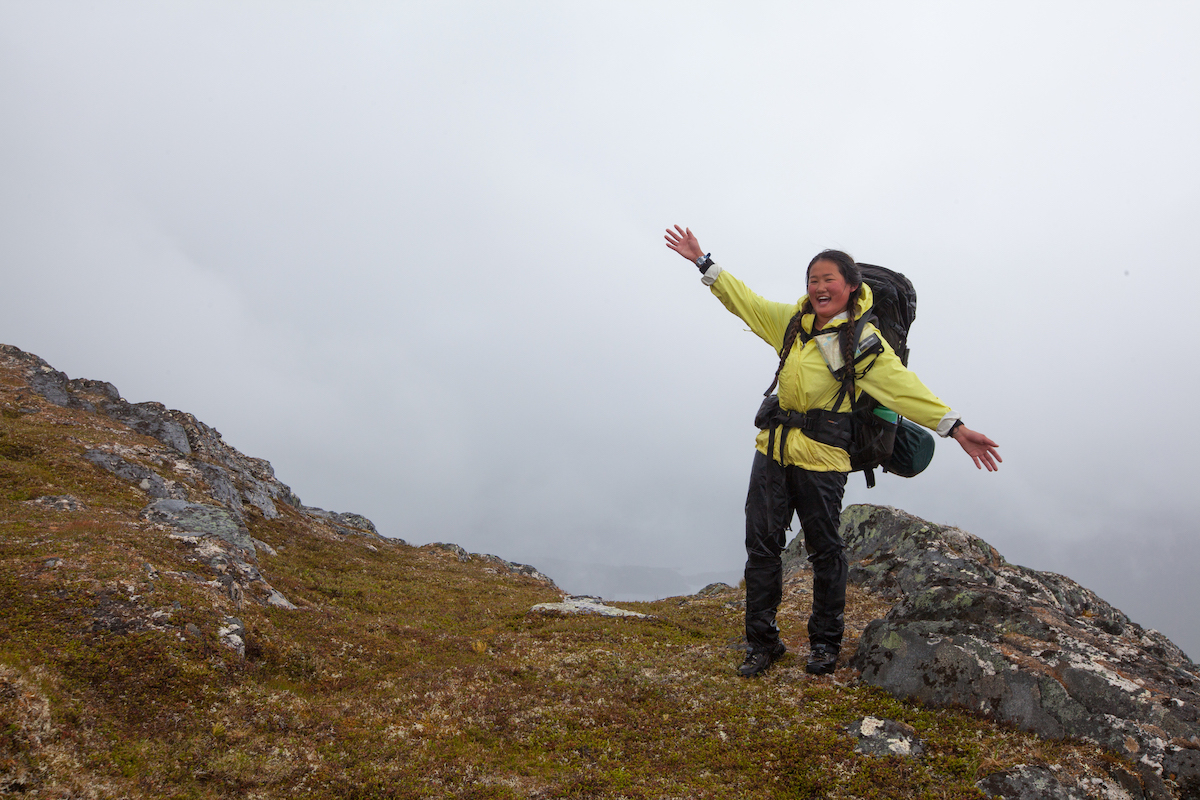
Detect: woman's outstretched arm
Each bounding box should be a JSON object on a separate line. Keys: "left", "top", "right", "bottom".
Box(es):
{"left": 951, "top": 426, "right": 1002, "bottom": 471}
{"left": 665, "top": 225, "right": 705, "bottom": 262}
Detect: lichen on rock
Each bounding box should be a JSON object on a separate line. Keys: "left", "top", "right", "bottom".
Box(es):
{"left": 842, "top": 504, "right": 1200, "bottom": 797}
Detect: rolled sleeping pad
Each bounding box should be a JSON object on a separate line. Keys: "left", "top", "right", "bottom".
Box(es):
{"left": 884, "top": 417, "right": 936, "bottom": 477}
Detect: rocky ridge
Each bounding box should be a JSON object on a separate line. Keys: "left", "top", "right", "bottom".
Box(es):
{"left": 2, "top": 343, "right": 554, "bottom": 644}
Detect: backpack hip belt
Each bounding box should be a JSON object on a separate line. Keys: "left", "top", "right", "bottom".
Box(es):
{"left": 755, "top": 397, "right": 853, "bottom": 463}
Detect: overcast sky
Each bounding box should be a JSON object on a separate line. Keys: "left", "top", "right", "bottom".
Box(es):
{"left": 3, "top": 2, "right": 1199, "bottom": 656}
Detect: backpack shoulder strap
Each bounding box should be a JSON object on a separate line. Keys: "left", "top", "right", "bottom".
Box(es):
{"left": 830, "top": 313, "right": 885, "bottom": 410}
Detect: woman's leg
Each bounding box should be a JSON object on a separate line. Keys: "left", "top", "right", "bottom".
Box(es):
{"left": 743, "top": 450, "right": 793, "bottom": 654}
{"left": 791, "top": 469, "right": 849, "bottom": 655}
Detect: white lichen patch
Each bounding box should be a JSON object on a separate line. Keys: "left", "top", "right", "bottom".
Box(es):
{"left": 172, "top": 458, "right": 203, "bottom": 479}
{"left": 859, "top": 716, "right": 884, "bottom": 736}
{"left": 1062, "top": 652, "right": 1141, "bottom": 694}
{"left": 961, "top": 635, "right": 1000, "bottom": 677}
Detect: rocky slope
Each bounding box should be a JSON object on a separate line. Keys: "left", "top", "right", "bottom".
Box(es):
{"left": 2, "top": 342, "right": 1198, "bottom": 799}
{"left": 784, "top": 506, "right": 1200, "bottom": 799}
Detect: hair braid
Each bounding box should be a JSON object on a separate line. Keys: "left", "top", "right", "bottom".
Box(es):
{"left": 764, "top": 310, "right": 806, "bottom": 396}
{"left": 838, "top": 285, "right": 863, "bottom": 410}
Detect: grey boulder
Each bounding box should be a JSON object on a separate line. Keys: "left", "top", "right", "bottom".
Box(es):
{"left": 840, "top": 504, "right": 1200, "bottom": 799}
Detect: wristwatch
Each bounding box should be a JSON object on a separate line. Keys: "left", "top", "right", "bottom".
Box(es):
{"left": 695, "top": 253, "right": 714, "bottom": 273}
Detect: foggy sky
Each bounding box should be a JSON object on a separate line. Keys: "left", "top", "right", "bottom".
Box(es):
{"left": 3, "top": 2, "right": 1199, "bottom": 656}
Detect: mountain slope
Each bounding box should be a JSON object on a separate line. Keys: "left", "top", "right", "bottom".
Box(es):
{"left": 0, "top": 343, "right": 1189, "bottom": 799}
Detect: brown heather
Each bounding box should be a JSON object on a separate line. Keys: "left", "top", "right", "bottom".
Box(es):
{"left": 0, "top": 360, "right": 1124, "bottom": 799}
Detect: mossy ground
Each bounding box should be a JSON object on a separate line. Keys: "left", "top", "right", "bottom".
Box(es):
{"left": 1, "top": 378, "right": 1126, "bottom": 799}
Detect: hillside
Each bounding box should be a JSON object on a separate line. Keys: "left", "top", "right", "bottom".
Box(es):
{"left": 1, "top": 343, "right": 1197, "bottom": 799}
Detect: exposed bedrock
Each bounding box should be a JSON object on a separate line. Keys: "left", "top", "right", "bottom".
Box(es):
{"left": 819, "top": 504, "right": 1199, "bottom": 798}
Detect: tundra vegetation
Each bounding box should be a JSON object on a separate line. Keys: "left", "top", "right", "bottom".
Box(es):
{"left": 0, "top": 351, "right": 1152, "bottom": 798}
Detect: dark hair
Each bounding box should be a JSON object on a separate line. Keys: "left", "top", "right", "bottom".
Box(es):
{"left": 804, "top": 250, "right": 862, "bottom": 301}
{"left": 764, "top": 250, "right": 863, "bottom": 404}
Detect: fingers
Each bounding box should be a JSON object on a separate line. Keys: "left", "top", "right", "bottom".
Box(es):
{"left": 977, "top": 448, "right": 1000, "bottom": 471}
{"left": 961, "top": 431, "right": 1002, "bottom": 471}
{"left": 964, "top": 440, "right": 1001, "bottom": 471}
{"left": 664, "top": 226, "right": 692, "bottom": 245}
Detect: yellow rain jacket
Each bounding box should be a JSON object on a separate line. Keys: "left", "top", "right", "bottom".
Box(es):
{"left": 706, "top": 266, "right": 960, "bottom": 472}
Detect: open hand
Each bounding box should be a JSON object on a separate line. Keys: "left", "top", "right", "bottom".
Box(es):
{"left": 951, "top": 426, "right": 1002, "bottom": 472}
{"left": 665, "top": 225, "right": 704, "bottom": 262}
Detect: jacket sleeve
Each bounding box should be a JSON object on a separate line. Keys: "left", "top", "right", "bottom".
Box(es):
{"left": 856, "top": 323, "right": 962, "bottom": 436}
{"left": 706, "top": 266, "right": 798, "bottom": 353}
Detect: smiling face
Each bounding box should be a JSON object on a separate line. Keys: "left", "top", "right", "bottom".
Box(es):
{"left": 807, "top": 258, "right": 858, "bottom": 328}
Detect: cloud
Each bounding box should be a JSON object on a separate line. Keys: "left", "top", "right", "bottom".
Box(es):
{"left": 2, "top": 1, "right": 1198, "bottom": 657}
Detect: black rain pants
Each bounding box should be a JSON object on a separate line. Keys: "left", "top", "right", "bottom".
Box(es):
{"left": 743, "top": 450, "right": 848, "bottom": 654}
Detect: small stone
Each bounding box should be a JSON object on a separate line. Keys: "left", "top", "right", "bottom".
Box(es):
{"left": 217, "top": 617, "right": 246, "bottom": 656}
{"left": 265, "top": 590, "right": 297, "bottom": 610}
{"left": 846, "top": 716, "right": 924, "bottom": 758}
{"left": 25, "top": 495, "right": 85, "bottom": 512}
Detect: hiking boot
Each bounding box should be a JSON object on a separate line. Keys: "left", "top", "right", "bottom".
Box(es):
{"left": 805, "top": 645, "right": 838, "bottom": 675}
{"left": 737, "top": 642, "right": 787, "bottom": 678}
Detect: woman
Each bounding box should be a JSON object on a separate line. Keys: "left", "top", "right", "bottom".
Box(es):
{"left": 664, "top": 225, "right": 1000, "bottom": 677}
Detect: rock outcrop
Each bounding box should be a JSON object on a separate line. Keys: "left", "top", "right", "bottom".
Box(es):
{"left": 7, "top": 345, "right": 305, "bottom": 521}
{"left": 827, "top": 504, "right": 1200, "bottom": 799}
{"left": 2, "top": 344, "right": 561, "bottom": 634}
{"left": 0, "top": 343, "right": 391, "bottom": 636}
{"left": 529, "top": 595, "right": 649, "bottom": 618}
{"left": 974, "top": 765, "right": 1088, "bottom": 800}
{"left": 427, "top": 542, "right": 557, "bottom": 587}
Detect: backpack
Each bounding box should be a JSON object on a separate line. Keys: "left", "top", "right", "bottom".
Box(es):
{"left": 754, "top": 263, "right": 934, "bottom": 487}
{"left": 855, "top": 264, "right": 917, "bottom": 367}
